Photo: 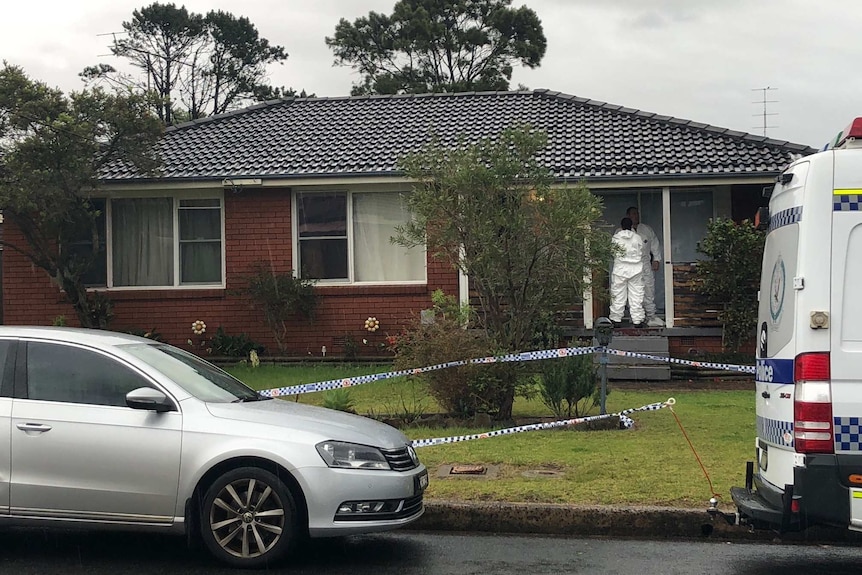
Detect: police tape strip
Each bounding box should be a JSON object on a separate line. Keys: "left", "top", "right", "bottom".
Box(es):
{"left": 257, "top": 346, "right": 753, "bottom": 398}
{"left": 604, "top": 349, "right": 756, "bottom": 374}
{"left": 258, "top": 345, "right": 601, "bottom": 397}
{"left": 409, "top": 399, "right": 674, "bottom": 448}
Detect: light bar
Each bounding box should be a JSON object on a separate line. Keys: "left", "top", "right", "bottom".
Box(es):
{"left": 824, "top": 117, "right": 862, "bottom": 150}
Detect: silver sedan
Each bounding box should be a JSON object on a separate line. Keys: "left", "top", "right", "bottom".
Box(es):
{"left": 0, "top": 327, "right": 428, "bottom": 568}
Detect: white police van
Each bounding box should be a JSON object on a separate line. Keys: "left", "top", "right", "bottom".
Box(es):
{"left": 731, "top": 118, "right": 862, "bottom": 532}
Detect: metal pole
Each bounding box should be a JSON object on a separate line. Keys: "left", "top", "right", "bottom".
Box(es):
{"left": 599, "top": 347, "right": 608, "bottom": 415}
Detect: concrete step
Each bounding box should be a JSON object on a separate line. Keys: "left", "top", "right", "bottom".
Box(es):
{"left": 598, "top": 335, "right": 670, "bottom": 380}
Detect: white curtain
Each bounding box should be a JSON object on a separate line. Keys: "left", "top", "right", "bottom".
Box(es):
{"left": 112, "top": 198, "right": 174, "bottom": 286}
{"left": 353, "top": 193, "right": 425, "bottom": 282}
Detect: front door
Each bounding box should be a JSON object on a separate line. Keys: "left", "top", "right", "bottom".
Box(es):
{"left": 9, "top": 341, "right": 182, "bottom": 523}
{"left": 596, "top": 191, "right": 665, "bottom": 319}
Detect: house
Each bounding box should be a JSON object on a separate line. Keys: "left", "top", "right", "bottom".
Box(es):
{"left": 1, "top": 89, "right": 816, "bottom": 358}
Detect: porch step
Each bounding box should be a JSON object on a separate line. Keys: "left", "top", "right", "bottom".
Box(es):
{"left": 601, "top": 335, "right": 670, "bottom": 381}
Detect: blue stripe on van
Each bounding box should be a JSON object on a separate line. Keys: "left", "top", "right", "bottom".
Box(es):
{"left": 755, "top": 358, "right": 794, "bottom": 384}
{"left": 768, "top": 206, "right": 802, "bottom": 232}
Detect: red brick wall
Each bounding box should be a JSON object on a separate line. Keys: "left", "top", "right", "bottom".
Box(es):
{"left": 1, "top": 189, "right": 458, "bottom": 357}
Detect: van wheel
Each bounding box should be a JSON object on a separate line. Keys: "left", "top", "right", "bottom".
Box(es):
{"left": 200, "top": 467, "right": 297, "bottom": 568}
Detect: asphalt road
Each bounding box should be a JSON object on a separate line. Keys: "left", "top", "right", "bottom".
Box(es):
{"left": 0, "top": 529, "right": 859, "bottom": 574}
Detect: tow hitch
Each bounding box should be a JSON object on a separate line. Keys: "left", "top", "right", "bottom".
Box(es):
{"left": 707, "top": 496, "right": 740, "bottom": 526}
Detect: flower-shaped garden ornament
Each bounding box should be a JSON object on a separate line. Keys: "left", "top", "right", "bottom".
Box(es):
{"left": 192, "top": 320, "right": 207, "bottom": 335}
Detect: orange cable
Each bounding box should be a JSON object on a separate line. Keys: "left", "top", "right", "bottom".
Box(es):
{"left": 668, "top": 405, "right": 722, "bottom": 501}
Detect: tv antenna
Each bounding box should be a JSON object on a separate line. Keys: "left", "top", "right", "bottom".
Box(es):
{"left": 752, "top": 86, "right": 778, "bottom": 136}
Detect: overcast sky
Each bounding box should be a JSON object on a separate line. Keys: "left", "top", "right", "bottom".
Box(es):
{"left": 2, "top": 0, "right": 859, "bottom": 148}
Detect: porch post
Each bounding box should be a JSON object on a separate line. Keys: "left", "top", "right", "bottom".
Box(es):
{"left": 584, "top": 236, "right": 593, "bottom": 329}
{"left": 458, "top": 246, "right": 470, "bottom": 311}
{"left": 662, "top": 186, "right": 674, "bottom": 328}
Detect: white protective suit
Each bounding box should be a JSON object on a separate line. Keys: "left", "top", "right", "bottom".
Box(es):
{"left": 610, "top": 229, "right": 645, "bottom": 324}
{"left": 632, "top": 222, "right": 662, "bottom": 319}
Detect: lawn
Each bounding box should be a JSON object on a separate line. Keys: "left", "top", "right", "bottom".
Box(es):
{"left": 224, "top": 363, "right": 755, "bottom": 509}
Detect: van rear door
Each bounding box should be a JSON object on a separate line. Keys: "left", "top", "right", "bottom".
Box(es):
{"left": 829, "top": 152, "right": 862, "bottom": 530}
{"left": 756, "top": 223, "right": 799, "bottom": 493}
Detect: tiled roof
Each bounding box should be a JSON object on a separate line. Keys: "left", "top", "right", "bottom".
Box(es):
{"left": 100, "top": 89, "right": 816, "bottom": 183}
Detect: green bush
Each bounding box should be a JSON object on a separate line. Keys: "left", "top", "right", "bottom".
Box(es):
{"left": 695, "top": 218, "right": 765, "bottom": 351}
{"left": 393, "top": 291, "right": 524, "bottom": 419}
{"left": 537, "top": 350, "right": 600, "bottom": 418}
{"left": 242, "top": 262, "right": 318, "bottom": 353}
{"left": 321, "top": 388, "right": 356, "bottom": 413}
{"left": 210, "top": 327, "right": 264, "bottom": 358}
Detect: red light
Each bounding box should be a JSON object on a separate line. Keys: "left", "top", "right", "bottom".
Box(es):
{"left": 794, "top": 352, "right": 830, "bottom": 382}
{"left": 794, "top": 400, "right": 834, "bottom": 453}
{"left": 791, "top": 499, "right": 800, "bottom": 513}
{"left": 844, "top": 118, "right": 862, "bottom": 140}
{"left": 794, "top": 377, "right": 834, "bottom": 454}
{"left": 833, "top": 118, "right": 862, "bottom": 148}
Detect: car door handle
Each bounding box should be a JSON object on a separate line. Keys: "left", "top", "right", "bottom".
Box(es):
{"left": 16, "top": 422, "right": 52, "bottom": 433}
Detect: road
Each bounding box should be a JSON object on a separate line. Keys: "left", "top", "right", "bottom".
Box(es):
{"left": 0, "top": 529, "right": 858, "bottom": 574}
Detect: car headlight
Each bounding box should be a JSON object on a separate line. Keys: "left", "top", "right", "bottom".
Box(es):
{"left": 316, "top": 441, "right": 391, "bottom": 470}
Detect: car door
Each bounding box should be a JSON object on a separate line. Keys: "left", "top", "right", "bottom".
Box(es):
{"left": 0, "top": 339, "right": 17, "bottom": 515}
{"left": 9, "top": 340, "right": 182, "bottom": 524}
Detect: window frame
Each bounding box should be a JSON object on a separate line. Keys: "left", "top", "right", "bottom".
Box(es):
{"left": 292, "top": 189, "right": 426, "bottom": 285}
{"left": 84, "top": 190, "right": 226, "bottom": 291}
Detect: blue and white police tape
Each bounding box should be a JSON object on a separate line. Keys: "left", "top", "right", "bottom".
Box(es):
{"left": 257, "top": 346, "right": 754, "bottom": 398}
{"left": 410, "top": 398, "right": 675, "bottom": 448}
{"left": 603, "top": 348, "right": 755, "bottom": 374}
{"left": 258, "top": 345, "right": 600, "bottom": 397}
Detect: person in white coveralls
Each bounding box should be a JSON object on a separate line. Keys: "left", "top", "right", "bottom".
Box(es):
{"left": 610, "top": 217, "right": 645, "bottom": 327}
{"left": 625, "top": 206, "right": 664, "bottom": 327}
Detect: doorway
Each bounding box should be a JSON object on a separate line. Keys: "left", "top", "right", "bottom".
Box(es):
{"left": 594, "top": 190, "right": 665, "bottom": 321}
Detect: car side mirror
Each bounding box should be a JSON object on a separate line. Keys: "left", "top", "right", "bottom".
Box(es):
{"left": 126, "top": 387, "right": 175, "bottom": 413}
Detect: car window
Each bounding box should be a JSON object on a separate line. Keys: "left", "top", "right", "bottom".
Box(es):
{"left": 0, "top": 340, "right": 12, "bottom": 396}
{"left": 26, "top": 341, "right": 151, "bottom": 407}
{"left": 121, "top": 343, "right": 262, "bottom": 403}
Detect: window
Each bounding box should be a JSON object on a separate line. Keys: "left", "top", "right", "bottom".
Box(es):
{"left": 296, "top": 191, "right": 425, "bottom": 283}
{"left": 64, "top": 199, "right": 107, "bottom": 287}
{"left": 26, "top": 342, "right": 152, "bottom": 407}
{"left": 670, "top": 190, "right": 714, "bottom": 263}
{"left": 113, "top": 198, "right": 174, "bottom": 286}
{"left": 179, "top": 199, "right": 223, "bottom": 284}
{"left": 71, "top": 195, "right": 224, "bottom": 289}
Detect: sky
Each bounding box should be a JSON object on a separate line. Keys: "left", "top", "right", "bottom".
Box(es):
{"left": 2, "top": 0, "right": 860, "bottom": 148}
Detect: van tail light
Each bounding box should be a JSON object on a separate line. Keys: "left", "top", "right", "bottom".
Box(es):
{"left": 794, "top": 352, "right": 833, "bottom": 454}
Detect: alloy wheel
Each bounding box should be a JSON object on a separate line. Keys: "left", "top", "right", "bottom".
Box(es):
{"left": 208, "top": 476, "right": 286, "bottom": 559}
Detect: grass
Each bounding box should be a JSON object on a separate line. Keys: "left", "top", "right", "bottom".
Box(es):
{"left": 224, "top": 362, "right": 755, "bottom": 509}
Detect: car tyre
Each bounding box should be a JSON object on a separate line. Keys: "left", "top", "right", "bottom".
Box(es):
{"left": 200, "top": 466, "right": 297, "bottom": 568}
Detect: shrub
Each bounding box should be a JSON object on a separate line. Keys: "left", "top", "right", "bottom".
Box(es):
{"left": 321, "top": 388, "right": 356, "bottom": 413}
{"left": 242, "top": 262, "right": 318, "bottom": 353}
{"left": 342, "top": 335, "right": 359, "bottom": 360}
{"left": 85, "top": 292, "right": 114, "bottom": 329}
{"left": 393, "top": 290, "right": 524, "bottom": 419}
{"left": 210, "top": 327, "right": 265, "bottom": 358}
{"left": 695, "top": 218, "right": 765, "bottom": 351}
{"left": 537, "top": 349, "right": 599, "bottom": 418}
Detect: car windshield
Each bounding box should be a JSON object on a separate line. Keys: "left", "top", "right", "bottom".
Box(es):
{"left": 122, "top": 343, "right": 264, "bottom": 403}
